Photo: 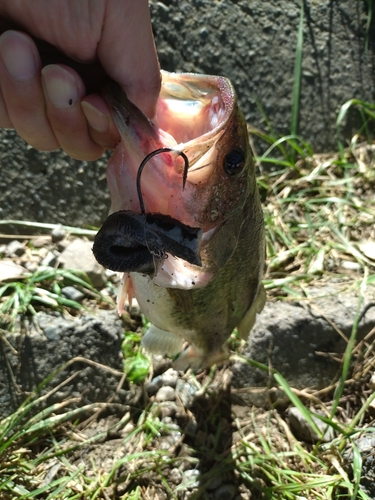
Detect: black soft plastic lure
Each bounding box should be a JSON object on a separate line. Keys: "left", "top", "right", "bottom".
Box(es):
{"left": 93, "top": 147, "right": 202, "bottom": 274}
{"left": 93, "top": 210, "right": 202, "bottom": 274}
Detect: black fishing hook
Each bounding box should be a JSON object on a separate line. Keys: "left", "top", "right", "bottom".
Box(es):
{"left": 136, "top": 147, "right": 189, "bottom": 215}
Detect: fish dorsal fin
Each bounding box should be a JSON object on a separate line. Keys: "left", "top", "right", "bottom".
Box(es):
{"left": 237, "top": 283, "right": 266, "bottom": 340}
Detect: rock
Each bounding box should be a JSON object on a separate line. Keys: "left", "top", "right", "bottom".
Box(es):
{"left": 32, "top": 235, "right": 51, "bottom": 248}
{"left": 344, "top": 435, "right": 375, "bottom": 498}
{"left": 184, "top": 419, "right": 198, "bottom": 437}
{"left": 59, "top": 239, "right": 106, "bottom": 289}
{"left": 182, "top": 469, "right": 200, "bottom": 489}
{"left": 169, "top": 468, "right": 182, "bottom": 485}
{"left": 175, "top": 379, "right": 198, "bottom": 407}
{"left": 206, "top": 474, "right": 222, "bottom": 490}
{"left": 41, "top": 251, "right": 58, "bottom": 267}
{"left": 160, "top": 402, "right": 177, "bottom": 418}
{"left": 0, "top": 310, "right": 132, "bottom": 420}
{"left": 341, "top": 260, "right": 361, "bottom": 271}
{"left": 7, "top": 240, "right": 25, "bottom": 257}
{"left": 231, "top": 286, "right": 375, "bottom": 406}
{"left": 162, "top": 368, "right": 179, "bottom": 388}
{"left": 0, "top": 259, "right": 27, "bottom": 281}
{"left": 155, "top": 386, "right": 176, "bottom": 402}
{"left": 214, "top": 484, "right": 237, "bottom": 500}
{"left": 61, "top": 286, "right": 85, "bottom": 302}
{"left": 51, "top": 224, "right": 66, "bottom": 243}
{"left": 358, "top": 240, "right": 375, "bottom": 261}
{"left": 24, "top": 261, "right": 39, "bottom": 273}
{"left": 287, "top": 407, "right": 335, "bottom": 443}
{"left": 147, "top": 375, "right": 164, "bottom": 396}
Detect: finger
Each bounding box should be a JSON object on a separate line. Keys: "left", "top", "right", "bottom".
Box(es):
{"left": 99, "top": 0, "right": 161, "bottom": 120}
{"left": 0, "top": 30, "right": 59, "bottom": 149}
{"left": 41, "top": 64, "right": 105, "bottom": 161}
{"left": 0, "top": 87, "right": 12, "bottom": 128}
{"left": 81, "top": 93, "right": 120, "bottom": 150}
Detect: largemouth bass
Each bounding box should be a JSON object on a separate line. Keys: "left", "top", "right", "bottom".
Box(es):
{"left": 93, "top": 71, "right": 266, "bottom": 370}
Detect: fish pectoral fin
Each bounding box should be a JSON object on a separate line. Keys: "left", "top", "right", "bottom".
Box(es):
{"left": 173, "top": 344, "right": 229, "bottom": 371}
{"left": 237, "top": 283, "right": 266, "bottom": 340}
{"left": 141, "top": 325, "right": 184, "bottom": 356}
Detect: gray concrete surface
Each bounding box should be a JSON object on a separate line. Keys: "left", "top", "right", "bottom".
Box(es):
{"left": 231, "top": 286, "right": 375, "bottom": 406}
{"left": 0, "top": 0, "right": 373, "bottom": 228}
{"left": 0, "top": 310, "right": 140, "bottom": 420}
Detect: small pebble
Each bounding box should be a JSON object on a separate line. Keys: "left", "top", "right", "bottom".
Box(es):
{"left": 162, "top": 368, "right": 179, "bottom": 387}
{"left": 41, "top": 251, "right": 58, "bottom": 267}
{"left": 341, "top": 260, "right": 361, "bottom": 271}
{"left": 51, "top": 224, "right": 66, "bottom": 243}
{"left": 0, "top": 259, "right": 26, "bottom": 280}
{"left": 152, "top": 354, "right": 171, "bottom": 374}
{"left": 44, "top": 326, "right": 60, "bottom": 341}
{"left": 214, "top": 484, "right": 237, "bottom": 500}
{"left": 160, "top": 402, "right": 177, "bottom": 418}
{"left": 175, "top": 379, "right": 197, "bottom": 407}
{"left": 119, "top": 422, "right": 134, "bottom": 437}
{"left": 184, "top": 419, "right": 198, "bottom": 436}
{"left": 156, "top": 386, "right": 176, "bottom": 402}
{"left": 147, "top": 375, "right": 163, "bottom": 396}
{"left": 24, "top": 261, "right": 39, "bottom": 273}
{"left": 32, "top": 236, "right": 51, "bottom": 248}
{"left": 287, "top": 407, "right": 335, "bottom": 443}
{"left": 7, "top": 240, "right": 25, "bottom": 257}
{"left": 182, "top": 469, "right": 200, "bottom": 488}
{"left": 61, "top": 286, "right": 85, "bottom": 302}
{"left": 206, "top": 474, "right": 222, "bottom": 490}
{"left": 169, "top": 467, "right": 182, "bottom": 485}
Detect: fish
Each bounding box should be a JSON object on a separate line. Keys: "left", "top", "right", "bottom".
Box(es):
{"left": 93, "top": 71, "right": 266, "bottom": 370}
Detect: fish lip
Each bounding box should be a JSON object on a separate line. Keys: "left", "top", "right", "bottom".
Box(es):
{"left": 93, "top": 210, "right": 203, "bottom": 274}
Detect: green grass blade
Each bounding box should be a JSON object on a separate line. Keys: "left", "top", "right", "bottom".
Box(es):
{"left": 291, "top": 0, "right": 304, "bottom": 139}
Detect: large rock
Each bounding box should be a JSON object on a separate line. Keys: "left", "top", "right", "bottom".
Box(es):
{"left": 0, "top": 310, "right": 138, "bottom": 420}
{"left": 0, "top": 0, "right": 373, "bottom": 228}
{"left": 232, "top": 285, "right": 375, "bottom": 406}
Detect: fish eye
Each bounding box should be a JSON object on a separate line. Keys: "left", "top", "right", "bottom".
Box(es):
{"left": 223, "top": 148, "right": 245, "bottom": 176}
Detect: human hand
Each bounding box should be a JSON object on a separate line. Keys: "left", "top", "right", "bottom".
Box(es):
{"left": 0, "top": 0, "right": 161, "bottom": 160}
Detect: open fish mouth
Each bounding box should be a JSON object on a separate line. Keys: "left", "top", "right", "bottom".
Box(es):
{"left": 93, "top": 144, "right": 203, "bottom": 275}
{"left": 93, "top": 210, "right": 202, "bottom": 275}
{"left": 94, "top": 72, "right": 244, "bottom": 290}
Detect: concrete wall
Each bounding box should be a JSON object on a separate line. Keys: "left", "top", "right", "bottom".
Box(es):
{"left": 0, "top": 0, "right": 373, "bottom": 228}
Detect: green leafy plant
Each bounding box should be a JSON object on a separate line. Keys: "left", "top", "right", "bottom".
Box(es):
{"left": 0, "top": 267, "right": 109, "bottom": 333}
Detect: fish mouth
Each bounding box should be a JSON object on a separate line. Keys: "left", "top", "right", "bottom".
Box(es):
{"left": 93, "top": 210, "right": 202, "bottom": 275}
{"left": 104, "top": 72, "right": 236, "bottom": 226}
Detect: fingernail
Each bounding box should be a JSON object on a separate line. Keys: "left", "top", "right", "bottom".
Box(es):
{"left": 0, "top": 31, "right": 37, "bottom": 81}
{"left": 42, "top": 65, "right": 79, "bottom": 108}
{"left": 81, "top": 101, "right": 109, "bottom": 132}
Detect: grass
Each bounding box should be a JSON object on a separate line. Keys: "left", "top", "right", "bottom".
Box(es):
{"left": 0, "top": 266, "right": 112, "bottom": 334}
